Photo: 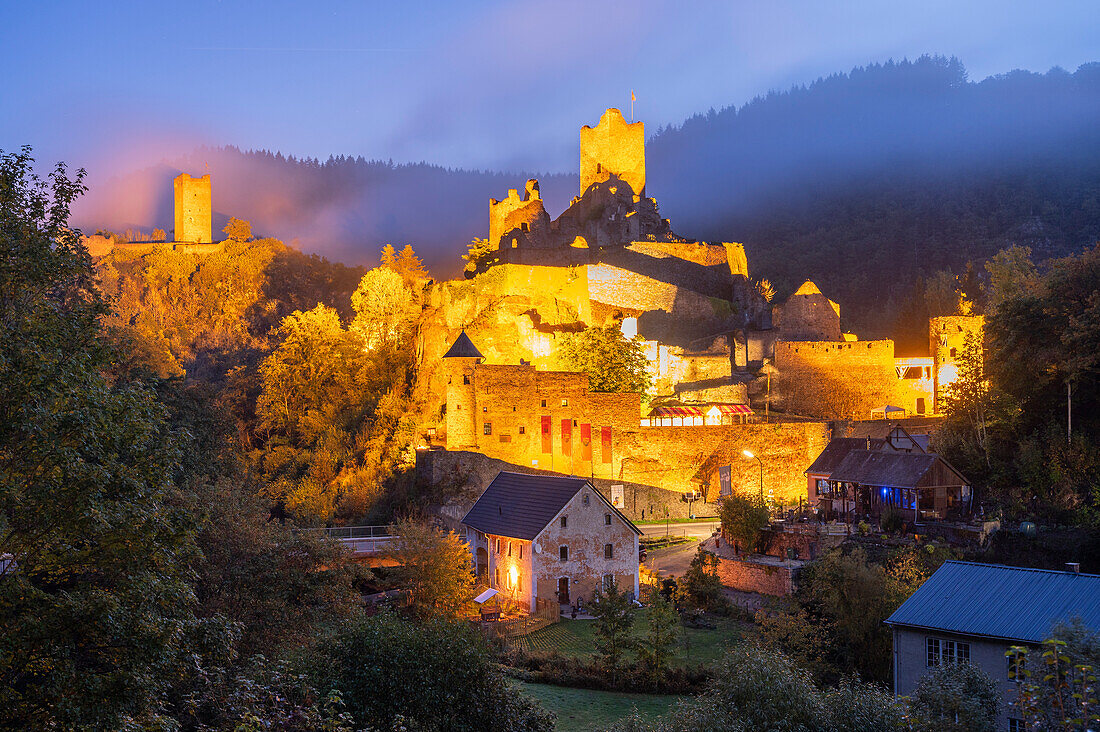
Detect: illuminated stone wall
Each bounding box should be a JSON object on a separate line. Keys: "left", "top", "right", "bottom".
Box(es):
{"left": 173, "top": 173, "right": 212, "bottom": 244}
{"left": 773, "top": 281, "right": 842, "bottom": 341}
{"left": 532, "top": 485, "right": 639, "bottom": 604}
{"left": 773, "top": 340, "right": 899, "bottom": 419}
{"left": 489, "top": 180, "right": 550, "bottom": 249}
{"left": 579, "top": 108, "right": 646, "bottom": 197}
{"left": 929, "top": 315, "right": 985, "bottom": 412}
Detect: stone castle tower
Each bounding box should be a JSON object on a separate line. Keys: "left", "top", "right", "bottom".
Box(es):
{"left": 173, "top": 173, "right": 212, "bottom": 244}
{"left": 489, "top": 179, "right": 550, "bottom": 249}
{"left": 579, "top": 108, "right": 645, "bottom": 197}
{"left": 442, "top": 331, "right": 484, "bottom": 450}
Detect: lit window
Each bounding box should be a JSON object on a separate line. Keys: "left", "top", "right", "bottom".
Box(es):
{"left": 560, "top": 516, "right": 567, "bottom": 528}
{"left": 605, "top": 513, "right": 612, "bottom": 526}
{"left": 483, "top": 423, "right": 492, "bottom": 435}
{"left": 559, "top": 546, "right": 568, "bottom": 561}
{"left": 482, "top": 406, "right": 487, "bottom": 412}
{"left": 604, "top": 544, "right": 613, "bottom": 559}
{"left": 561, "top": 398, "right": 568, "bottom": 407}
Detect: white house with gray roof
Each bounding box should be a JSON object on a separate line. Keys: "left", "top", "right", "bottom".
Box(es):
{"left": 886, "top": 560, "right": 1100, "bottom": 730}
{"left": 461, "top": 471, "right": 640, "bottom": 611}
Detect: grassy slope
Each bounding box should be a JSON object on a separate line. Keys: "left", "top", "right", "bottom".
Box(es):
{"left": 515, "top": 681, "right": 681, "bottom": 732}
{"left": 517, "top": 613, "right": 746, "bottom": 669}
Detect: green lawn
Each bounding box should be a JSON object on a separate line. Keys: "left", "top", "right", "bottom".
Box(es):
{"left": 516, "top": 611, "right": 746, "bottom": 668}
{"left": 514, "top": 680, "right": 681, "bottom": 732}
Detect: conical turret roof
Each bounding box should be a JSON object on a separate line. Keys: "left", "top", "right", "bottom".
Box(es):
{"left": 443, "top": 330, "right": 483, "bottom": 359}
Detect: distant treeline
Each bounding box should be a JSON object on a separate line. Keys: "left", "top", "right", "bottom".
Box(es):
{"left": 74, "top": 56, "right": 1100, "bottom": 340}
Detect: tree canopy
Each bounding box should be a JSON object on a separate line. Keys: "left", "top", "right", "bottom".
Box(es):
{"left": 557, "top": 325, "right": 652, "bottom": 394}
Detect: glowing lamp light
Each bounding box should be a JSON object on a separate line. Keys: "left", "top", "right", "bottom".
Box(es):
{"left": 742, "top": 449, "right": 755, "bottom": 459}
{"left": 508, "top": 565, "right": 519, "bottom": 588}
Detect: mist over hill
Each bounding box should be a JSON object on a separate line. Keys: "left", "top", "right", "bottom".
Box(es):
{"left": 73, "top": 56, "right": 1100, "bottom": 330}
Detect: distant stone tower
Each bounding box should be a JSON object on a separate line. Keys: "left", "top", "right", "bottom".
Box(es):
{"left": 443, "top": 330, "right": 484, "bottom": 450}
{"left": 173, "top": 173, "right": 212, "bottom": 243}
{"left": 929, "top": 315, "right": 985, "bottom": 412}
{"left": 579, "top": 108, "right": 646, "bottom": 197}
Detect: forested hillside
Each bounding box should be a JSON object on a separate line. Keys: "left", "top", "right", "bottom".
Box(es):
{"left": 75, "top": 57, "right": 1100, "bottom": 341}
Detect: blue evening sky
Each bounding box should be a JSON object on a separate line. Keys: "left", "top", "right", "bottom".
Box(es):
{"left": 2, "top": 1, "right": 1097, "bottom": 179}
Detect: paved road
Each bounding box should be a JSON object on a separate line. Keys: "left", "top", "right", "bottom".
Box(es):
{"left": 639, "top": 520, "right": 720, "bottom": 540}
{"left": 645, "top": 537, "right": 722, "bottom": 578}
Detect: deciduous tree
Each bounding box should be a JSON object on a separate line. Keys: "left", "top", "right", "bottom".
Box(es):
{"left": 387, "top": 519, "right": 475, "bottom": 618}
{"left": 557, "top": 325, "right": 652, "bottom": 394}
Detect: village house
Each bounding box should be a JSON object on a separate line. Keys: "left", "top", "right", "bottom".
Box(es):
{"left": 826, "top": 449, "right": 971, "bottom": 522}
{"left": 804, "top": 423, "right": 928, "bottom": 514}
{"left": 886, "top": 561, "right": 1100, "bottom": 731}
{"left": 461, "top": 471, "right": 641, "bottom": 611}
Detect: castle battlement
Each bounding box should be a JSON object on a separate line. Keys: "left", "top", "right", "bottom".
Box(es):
{"left": 579, "top": 108, "right": 645, "bottom": 197}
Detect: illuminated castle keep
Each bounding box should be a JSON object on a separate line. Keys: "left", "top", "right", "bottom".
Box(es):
{"left": 173, "top": 173, "right": 212, "bottom": 244}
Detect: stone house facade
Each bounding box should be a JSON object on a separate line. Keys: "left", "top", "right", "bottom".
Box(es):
{"left": 462, "top": 471, "right": 641, "bottom": 611}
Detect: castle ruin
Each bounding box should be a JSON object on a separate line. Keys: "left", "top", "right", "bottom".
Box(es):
{"left": 173, "top": 173, "right": 212, "bottom": 244}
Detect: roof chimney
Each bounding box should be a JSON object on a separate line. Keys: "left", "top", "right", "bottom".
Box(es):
{"left": 1067, "top": 562, "right": 1081, "bottom": 575}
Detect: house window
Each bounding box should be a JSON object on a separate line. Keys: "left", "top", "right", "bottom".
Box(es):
{"left": 950, "top": 347, "right": 957, "bottom": 358}
{"left": 561, "top": 398, "right": 568, "bottom": 407}
{"left": 463, "top": 375, "right": 470, "bottom": 385}
{"left": 508, "top": 543, "right": 512, "bottom": 557}
{"left": 483, "top": 406, "right": 487, "bottom": 412}
{"left": 916, "top": 397, "right": 926, "bottom": 415}
{"left": 604, "top": 543, "right": 613, "bottom": 559}
{"left": 560, "top": 516, "right": 567, "bottom": 528}
{"left": 605, "top": 513, "right": 612, "bottom": 526}
{"left": 494, "top": 567, "right": 499, "bottom": 586}
{"left": 926, "top": 637, "right": 970, "bottom": 667}
{"left": 519, "top": 426, "right": 526, "bottom": 435}
{"left": 483, "top": 423, "right": 492, "bottom": 435}
{"left": 541, "top": 399, "right": 547, "bottom": 408}
{"left": 559, "top": 546, "right": 568, "bottom": 561}
{"left": 519, "top": 545, "right": 523, "bottom": 559}
{"left": 603, "top": 574, "right": 615, "bottom": 591}
{"left": 583, "top": 494, "right": 590, "bottom": 506}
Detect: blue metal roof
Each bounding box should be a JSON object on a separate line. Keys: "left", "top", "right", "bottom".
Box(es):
{"left": 886, "top": 561, "right": 1100, "bottom": 643}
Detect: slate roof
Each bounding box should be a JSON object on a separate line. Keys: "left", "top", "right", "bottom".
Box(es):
{"left": 461, "top": 471, "right": 640, "bottom": 540}
{"left": 442, "top": 330, "right": 483, "bottom": 359}
{"left": 806, "top": 437, "right": 888, "bottom": 476}
{"left": 886, "top": 561, "right": 1100, "bottom": 643}
{"left": 829, "top": 450, "right": 963, "bottom": 488}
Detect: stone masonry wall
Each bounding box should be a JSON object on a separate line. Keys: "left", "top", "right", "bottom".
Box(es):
{"left": 532, "top": 485, "right": 639, "bottom": 604}
{"left": 173, "top": 173, "right": 212, "bottom": 244}
{"left": 716, "top": 556, "right": 795, "bottom": 596}
{"left": 579, "top": 108, "right": 646, "bottom": 197}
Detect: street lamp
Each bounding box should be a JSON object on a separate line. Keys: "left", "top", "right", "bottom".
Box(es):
{"left": 742, "top": 449, "right": 764, "bottom": 503}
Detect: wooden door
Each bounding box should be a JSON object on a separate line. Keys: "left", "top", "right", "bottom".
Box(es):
{"left": 557, "top": 577, "right": 569, "bottom": 604}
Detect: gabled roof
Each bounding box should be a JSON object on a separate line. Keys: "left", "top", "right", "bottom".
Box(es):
{"left": 886, "top": 561, "right": 1100, "bottom": 643}
{"left": 461, "top": 471, "right": 640, "bottom": 540}
{"left": 805, "top": 437, "right": 888, "bottom": 476}
{"left": 829, "top": 450, "right": 965, "bottom": 489}
{"left": 443, "top": 330, "right": 483, "bottom": 359}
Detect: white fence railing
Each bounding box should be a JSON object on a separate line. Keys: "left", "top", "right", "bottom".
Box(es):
{"left": 301, "top": 526, "right": 397, "bottom": 554}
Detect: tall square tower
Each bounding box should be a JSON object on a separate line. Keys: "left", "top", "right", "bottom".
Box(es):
{"left": 173, "top": 173, "right": 212, "bottom": 243}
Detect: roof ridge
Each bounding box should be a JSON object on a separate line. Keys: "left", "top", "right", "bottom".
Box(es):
{"left": 943, "top": 559, "right": 1100, "bottom": 578}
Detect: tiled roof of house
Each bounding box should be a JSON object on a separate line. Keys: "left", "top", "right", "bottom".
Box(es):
{"left": 461, "top": 471, "right": 639, "bottom": 540}
{"left": 829, "top": 450, "right": 964, "bottom": 489}
{"left": 805, "top": 437, "right": 888, "bottom": 476}
{"left": 442, "top": 330, "right": 483, "bottom": 359}
{"left": 886, "top": 561, "right": 1100, "bottom": 643}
